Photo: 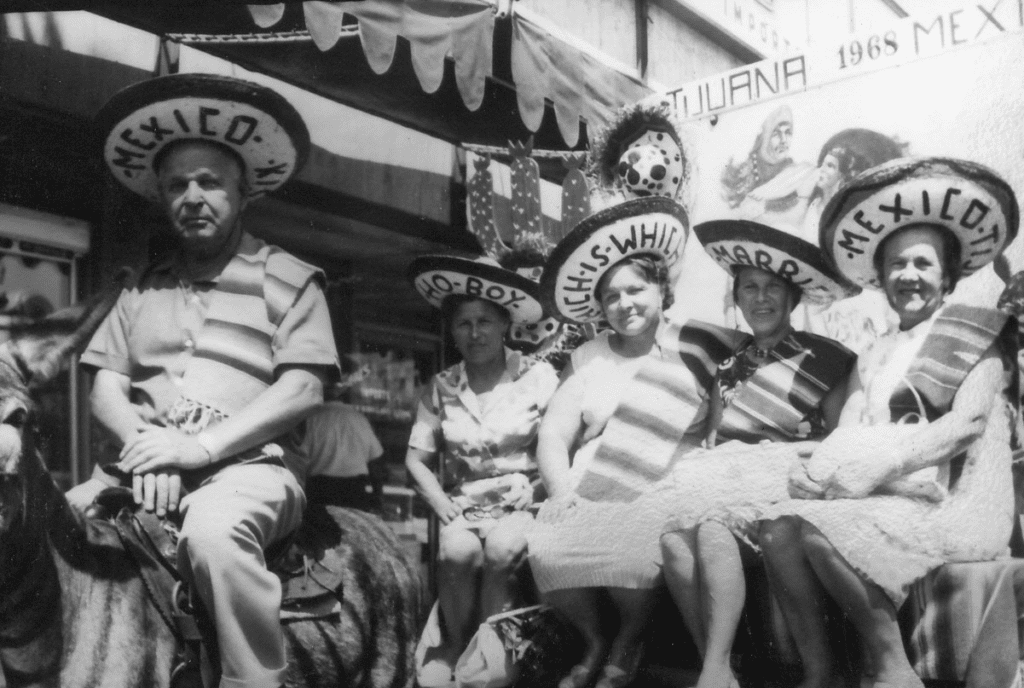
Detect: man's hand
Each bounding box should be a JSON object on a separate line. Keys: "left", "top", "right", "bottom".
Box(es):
{"left": 133, "top": 469, "right": 183, "bottom": 516}
{"left": 118, "top": 426, "right": 212, "bottom": 474}
{"left": 66, "top": 477, "right": 111, "bottom": 512}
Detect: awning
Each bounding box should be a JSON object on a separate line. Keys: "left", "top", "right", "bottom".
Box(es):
{"left": 84, "top": 0, "right": 651, "bottom": 150}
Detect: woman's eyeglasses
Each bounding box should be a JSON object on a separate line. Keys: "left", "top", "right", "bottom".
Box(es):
{"left": 462, "top": 504, "right": 513, "bottom": 521}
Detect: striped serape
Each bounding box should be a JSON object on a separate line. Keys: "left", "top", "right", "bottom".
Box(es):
{"left": 902, "top": 559, "right": 1024, "bottom": 688}
{"left": 891, "top": 304, "right": 1016, "bottom": 423}
{"left": 179, "top": 234, "right": 324, "bottom": 418}
{"left": 575, "top": 320, "right": 747, "bottom": 503}
{"left": 718, "top": 332, "right": 855, "bottom": 444}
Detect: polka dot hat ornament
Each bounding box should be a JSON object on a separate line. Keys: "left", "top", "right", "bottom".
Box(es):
{"left": 593, "top": 103, "right": 689, "bottom": 202}
{"left": 540, "top": 103, "right": 692, "bottom": 324}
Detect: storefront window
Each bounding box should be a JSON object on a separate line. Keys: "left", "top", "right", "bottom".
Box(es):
{"left": 0, "top": 203, "right": 89, "bottom": 489}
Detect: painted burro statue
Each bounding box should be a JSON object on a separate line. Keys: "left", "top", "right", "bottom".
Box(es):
{"left": 59, "top": 74, "right": 415, "bottom": 687}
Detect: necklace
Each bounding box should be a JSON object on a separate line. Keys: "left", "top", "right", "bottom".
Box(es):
{"left": 746, "top": 343, "right": 772, "bottom": 361}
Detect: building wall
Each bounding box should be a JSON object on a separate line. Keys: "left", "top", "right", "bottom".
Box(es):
{"left": 517, "top": 0, "right": 749, "bottom": 90}
{"left": 774, "top": 0, "right": 907, "bottom": 46}
{"left": 647, "top": 1, "right": 747, "bottom": 87}
{"left": 516, "top": 0, "right": 639, "bottom": 70}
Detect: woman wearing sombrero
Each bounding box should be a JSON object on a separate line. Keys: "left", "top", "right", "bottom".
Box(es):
{"left": 525, "top": 103, "right": 695, "bottom": 688}
{"left": 405, "top": 255, "right": 559, "bottom": 685}
{"left": 656, "top": 219, "right": 857, "bottom": 688}
{"left": 757, "top": 158, "right": 1019, "bottom": 688}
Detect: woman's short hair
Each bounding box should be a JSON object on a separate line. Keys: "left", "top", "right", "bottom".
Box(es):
{"left": 731, "top": 266, "right": 803, "bottom": 308}
{"left": 440, "top": 294, "right": 511, "bottom": 327}
{"left": 872, "top": 224, "right": 963, "bottom": 293}
{"left": 595, "top": 254, "right": 674, "bottom": 311}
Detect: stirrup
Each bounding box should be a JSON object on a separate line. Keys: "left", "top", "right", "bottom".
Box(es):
{"left": 170, "top": 581, "right": 212, "bottom": 688}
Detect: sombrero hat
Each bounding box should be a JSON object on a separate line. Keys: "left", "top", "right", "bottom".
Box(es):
{"left": 820, "top": 157, "right": 1019, "bottom": 290}
{"left": 695, "top": 219, "right": 859, "bottom": 304}
{"left": 95, "top": 73, "right": 310, "bottom": 201}
{"left": 408, "top": 255, "right": 545, "bottom": 325}
{"left": 540, "top": 196, "right": 688, "bottom": 324}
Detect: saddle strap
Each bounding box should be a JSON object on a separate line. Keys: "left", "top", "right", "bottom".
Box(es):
{"left": 113, "top": 508, "right": 208, "bottom": 685}
{"left": 113, "top": 508, "right": 183, "bottom": 639}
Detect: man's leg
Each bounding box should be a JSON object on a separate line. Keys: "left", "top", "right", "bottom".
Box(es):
{"left": 178, "top": 462, "right": 305, "bottom": 688}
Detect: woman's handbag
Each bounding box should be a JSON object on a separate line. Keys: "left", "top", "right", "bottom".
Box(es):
{"left": 415, "top": 602, "right": 455, "bottom": 688}
{"left": 454, "top": 605, "right": 547, "bottom": 688}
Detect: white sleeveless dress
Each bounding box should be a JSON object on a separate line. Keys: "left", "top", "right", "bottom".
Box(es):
{"left": 527, "top": 331, "right": 706, "bottom": 592}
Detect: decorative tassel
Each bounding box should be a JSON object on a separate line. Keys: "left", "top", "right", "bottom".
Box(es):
{"left": 166, "top": 397, "right": 227, "bottom": 436}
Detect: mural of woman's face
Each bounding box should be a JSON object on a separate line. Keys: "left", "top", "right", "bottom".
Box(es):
{"left": 818, "top": 153, "right": 842, "bottom": 194}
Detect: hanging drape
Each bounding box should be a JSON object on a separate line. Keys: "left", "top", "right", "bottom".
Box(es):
{"left": 247, "top": 0, "right": 650, "bottom": 146}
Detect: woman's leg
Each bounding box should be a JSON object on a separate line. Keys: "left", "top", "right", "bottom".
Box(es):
{"left": 760, "top": 517, "right": 834, "bottom": 688}
{"left": 437, "top": 524, "right": 484, "bottom": 663}
{"left": 544, "top": 587, "right": 608, "bottom": 688}
{"left": 661, "top": 529, "right": 708, "bottom": 657}
{"left": 693, "top": 521, "right": 747, "bottom": 688}
{"left": 799, "top": 522, "right": 923, "bottom": 688}
{"left": 480, "top": 512, "right": 532, "bottom": 618}
{"left": 597, "top": 586, "right": 658, "bottom": 687}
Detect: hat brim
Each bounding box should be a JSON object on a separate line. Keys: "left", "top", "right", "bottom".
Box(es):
{"left": 695, "top": 220, "right": 859, "bottom": 304}
{"left": 821, "top": 157, "right": 1019, "bottom": 290}
{"left": 541, "top": 196, "right": 688, "bottom": 324}
{"left": 408, "top": 255, "right": 545, "bottom": 324}
{"left": 96, "top": 74, "right": 310, "bottom": 201}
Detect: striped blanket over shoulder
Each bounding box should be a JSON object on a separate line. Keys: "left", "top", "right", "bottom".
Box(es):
{"left": 178, "top": 234, "right": 324, "bottom": 419}
{"left": 718, "top": 332, "right": 855, "bottom": 444}
{"left": 575, "top": 320, "right": 746, "bottom": 503}
{"left": 891, "top": 304, "right": 1016, "bottom": 423}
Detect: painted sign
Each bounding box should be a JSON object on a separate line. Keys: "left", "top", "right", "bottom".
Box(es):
{"left": 648, "top": 1, "right": 1024, "bottom": 354}
{"left": 677, "top": 0, "right": 800, "bottom": 57}
{"left": 650, "top": 1, "right": 1024, "bottom": 120}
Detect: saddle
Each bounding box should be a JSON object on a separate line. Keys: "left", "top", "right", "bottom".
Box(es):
{"left": 87, "top": 487, "right": 347, "bottom": 687}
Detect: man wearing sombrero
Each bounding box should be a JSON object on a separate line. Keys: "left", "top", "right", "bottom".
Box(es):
{"left": 67, "top": 74, "right": 339, "bottom": 688}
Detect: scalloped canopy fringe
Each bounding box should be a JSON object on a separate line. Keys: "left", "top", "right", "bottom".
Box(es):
{"left": 247, "top": 0, "right": 649, "bottom": 147}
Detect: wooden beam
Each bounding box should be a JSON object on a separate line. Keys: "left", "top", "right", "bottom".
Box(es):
{"left": 297, "top": 146, "right": 452, "bottom": 227}
{"left": 636, "top": 0, "right": 649, "bottom": 79}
